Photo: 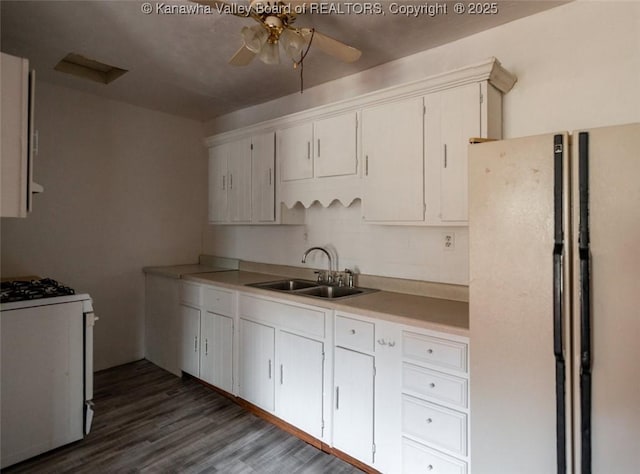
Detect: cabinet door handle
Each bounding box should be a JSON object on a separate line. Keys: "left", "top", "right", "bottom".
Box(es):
{"left": 222, "top": 175, "right": 226, "bottom": 191}
{"left": 307, "top": 142, "right": 311, "bottom": 160}
{"left": 444, "top": 144, "right": 448, "bottom": 168}
{"left": 336, "top": 386, "right": 340, "bottom": 410}
{"left": 268, "top": 359, "right": 272, "bottom": 379}
{"left": 365, "top": 155, "right": 369, "bottom": 176}
{"left": 205, "top": 338, "right": 208, "bottom": 356}
{"left": 280, "top": 364, "right": 284, "bottom": 385}
{"left": 229, "top": 173, "right": 233, "bottom": 190}
{"left": 268, "top": 168, "right": 272, "bottom": 186}
{"left": 194, "top": 336, "right": 198, "bottom": 352}
{"left": 317, "top": 139, "right": 321, "bottom": 157}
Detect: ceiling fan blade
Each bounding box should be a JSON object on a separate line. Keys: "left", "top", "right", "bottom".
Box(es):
{"left": 301, "top": 29, "right": 361, "bottom": 63}
{"left": 229, "top": 45, "right": 257, "bottom": 66}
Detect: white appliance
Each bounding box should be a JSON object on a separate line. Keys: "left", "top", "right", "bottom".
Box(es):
{"left": 468, "top": 123, "right": 639, "bottom": 473}
{"left": 1, "top": 285, "right": 96, "bottom": 469}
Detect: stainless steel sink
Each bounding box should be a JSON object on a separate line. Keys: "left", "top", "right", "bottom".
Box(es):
{"left": 249, "top": 279, "right": 319, "bottom": 291}
{"left": 297, "top": 286, "right": 364, "bottom": 299}
{"left": 246, "top": 279, "right": 377, "bottom": 300}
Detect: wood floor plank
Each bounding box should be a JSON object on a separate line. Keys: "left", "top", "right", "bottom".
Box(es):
{"left": 2, "top": 360, "right": 363, "bottom": 474}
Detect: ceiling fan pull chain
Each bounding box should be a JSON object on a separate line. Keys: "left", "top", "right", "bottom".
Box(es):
{"left": 296, "top": 28, "right": 315, "bottom": 94}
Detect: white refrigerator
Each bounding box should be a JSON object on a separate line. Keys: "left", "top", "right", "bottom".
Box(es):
{"left": 468, "top": 123, "right": 640, "bottom": 473}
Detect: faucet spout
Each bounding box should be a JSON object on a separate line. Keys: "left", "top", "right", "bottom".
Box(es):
{"left": 302, "top": 246, "right": 333, "bottom": 273}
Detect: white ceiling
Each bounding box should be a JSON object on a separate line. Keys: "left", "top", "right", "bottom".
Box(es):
{"left": 1, "top": 1, "right": 566, "bottom": 122}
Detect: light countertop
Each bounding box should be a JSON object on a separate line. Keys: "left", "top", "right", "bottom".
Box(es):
{"left": 184, "top": 270, "right": 469, "bottom": 337}
{"left": 143, "top": 264, "right": 235, "bottom": 279}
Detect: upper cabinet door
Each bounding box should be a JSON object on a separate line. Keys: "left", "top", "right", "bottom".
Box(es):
{"left": 277, "top": 123, "right": 313, "bottom": 182}
{"left": 314, "top": 112, "right": 358, "bottom": 178}
{"left": 227, "top": 137, "right": 252, "bottom": 223}
{"left": 425, "top": 84, "right": 481, "bottom": 224}
{"left": 251, "top": 132, "right": 275, "bottom": 223}
{"left": 362, "top": 97, "right": 425, "bottom": 222}
{"left": 208, "top": 144, "right": 228, "bottom": 223}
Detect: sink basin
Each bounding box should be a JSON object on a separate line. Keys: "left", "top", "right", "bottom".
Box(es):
{"left": 246, "top": 279, "right": 378, "bottom": 300}
{"left": 297, "top": 286, "right": 364, "bottom": 299}
{"left": 249, "top": 279, "right": 318, "bottom": 291}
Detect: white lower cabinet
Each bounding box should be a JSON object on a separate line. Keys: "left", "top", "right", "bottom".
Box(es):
{"left": 174, "top": 285, "right": 470, "bottom": 473}
{"left": 402, "top": 438, "right": 468, "bottom": 474}
{"left": 181, "top": 303, "right": 201, "bottom": 377}
{"left": 333, "top": 346, "right": 375, "bottom": 464}
{"left": 239, "top": 318, "right": 275, "bottom": 411}
{"left": 277, "top": 331, "right": 324, "bottom": 439}
{"left": 238, "top": 293, "right": 329, "bottom": 440}
{"left": 200, "top": 311, "right": 234, "bottom": 393}
{"left": 145, "top": 274, "right": 181, "bottom": 376}
{"left": 401, "top": 329, "right": 470, "bottom": 474}
{"left": 180, "top": 282, "right": 235, "bottom": 394}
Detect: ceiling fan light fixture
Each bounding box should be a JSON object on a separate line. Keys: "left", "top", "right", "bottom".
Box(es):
{"left": 241, "top": 24, "right": 268, "bottom": 53}
{"left": 258, "top": 41, "right": 280, "bottom": 64}
{"left": 280, "top": 29, "right": 306, "bottom": 60}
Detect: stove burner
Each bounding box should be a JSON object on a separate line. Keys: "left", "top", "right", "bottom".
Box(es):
{"left": 1, "top": 278, "right": 76, "bottom": 304}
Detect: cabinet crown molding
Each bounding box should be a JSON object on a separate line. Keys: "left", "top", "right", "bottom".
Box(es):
{"left": 204, "top": 57, "right": 515, "bottom": 147}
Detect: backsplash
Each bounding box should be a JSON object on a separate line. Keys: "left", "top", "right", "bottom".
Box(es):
{"left": 202, "top": 200, "right": 469, "bottom": 285}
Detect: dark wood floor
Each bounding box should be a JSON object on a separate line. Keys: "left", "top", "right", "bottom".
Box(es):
{"left": 3, "top": 360, "right": 362, "bottom": 473}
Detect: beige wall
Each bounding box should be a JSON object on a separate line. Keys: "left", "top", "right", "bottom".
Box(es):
{"left": 0, "top": 82, "right": 207, "bottom": 370}
{"left": 202, "top": 0, "right": 640, "bottom": 285}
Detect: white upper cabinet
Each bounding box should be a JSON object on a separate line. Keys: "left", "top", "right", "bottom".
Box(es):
{"left": 362, "top": 96, "right": 425, "bottom": 223}
{"left": 313, "top": 112, "right": 358, "bottom": 178}
{"left": 277, "top": 122, "right": 313, "bottom": 182}
{"left": 206, "top": 58, "right": 515, "bottom": 226}
{"left": 251, "top": 131, "right": 275, "bottom": 223}
{"left": 425, "top": 83, "right": 482, "bottom": 225}
{"left": 1, "top": 52, "right": 41, "bottom": 218}
{"left": 208, "top": 143, "right": 229, "bottom": 223}
{"left": 227, "top": 137, "right": 252, "bottom": 223}
{"left": 208, "top": 132, "right": 280, "bottom": 224}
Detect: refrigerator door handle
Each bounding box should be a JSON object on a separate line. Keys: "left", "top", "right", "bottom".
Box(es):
{"left": 552, "top": 134, "right": 567, "bottom": 474}
{"left": 578, "top": 131, "right": 592, "bottom": 473}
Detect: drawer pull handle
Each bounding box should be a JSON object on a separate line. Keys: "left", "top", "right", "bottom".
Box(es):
{"left": 350, "top": 329, "right": 356, "bottom": 335}
{"left": 426, "top": 418, "right": 433, "bottom": 424}
{"left": 427, "top": 465, "right": 433, "bottom": 471}
{"left": 429, "top": 382, "right": 436, "bottom": 388}
{"left": 377, "top": 338, "right": 387, "bottom": 346}
{"left": 427, "top": 348, "right": 434, "bottom": 354}
{"left": 388, "top": 341, "right": 396, "bottom": 347}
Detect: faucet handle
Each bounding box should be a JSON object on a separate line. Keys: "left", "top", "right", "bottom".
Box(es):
{"left": 313, "top": 271, "right": 323, "bottom": 283}
{"left": 344, "top": 268, "right": 355, "bottom": 288}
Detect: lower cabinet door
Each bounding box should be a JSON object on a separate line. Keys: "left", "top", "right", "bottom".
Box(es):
{"left": 277, "top": 331, "right": 324, "bottom": 439}
{"left": 200, "top": 311, "right": 233, "bottom": 393}
{"left": 180, "top": 304, "right": 201, "bottom": 377}
{"left": 239, "top": 319, "right": 275, "bottom": 412}
{"left": 333, "top": 347, "right": 375, "bottom": 464}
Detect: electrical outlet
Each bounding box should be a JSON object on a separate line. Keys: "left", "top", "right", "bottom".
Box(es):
{"left": 443, "top": 232, "right": 455, "bottom": 251}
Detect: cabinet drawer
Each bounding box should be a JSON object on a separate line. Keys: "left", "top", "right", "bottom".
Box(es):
{"left": 402, "top": 438, "right": 467, "bottom": 474}
{"left": 335, "top": 315, "right": 374, "bottom": 352}
{"left": 180, "top": 282, "right": 202, "bottom": 306}
{"left": 403, "top": 363, "right": 468, "bottom": 409}
{"left": 203, "top": 286, "right": 233, "bottom": 316}
{"left": 402, "top": 395, "right": 467, "bottom": 456}
{"left": 403, "top": 332, "right": 468, "bottom": 373}
{"left": 239, "top": 294, "right": 326, "bottom": 339}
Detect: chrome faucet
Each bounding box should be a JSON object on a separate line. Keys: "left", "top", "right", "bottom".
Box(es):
{"left": 302, "top": 247, "right": 333, "bottom": 282}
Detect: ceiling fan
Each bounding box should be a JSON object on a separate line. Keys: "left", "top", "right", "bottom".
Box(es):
{"left": 192, "top": 0, "right": 362, "bottom": 67}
